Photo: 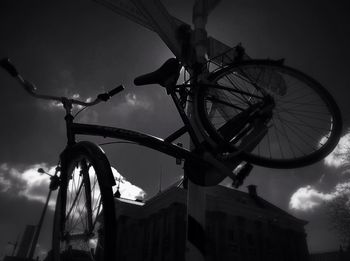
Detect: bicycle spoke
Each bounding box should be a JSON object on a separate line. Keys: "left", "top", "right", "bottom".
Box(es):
{"left": 66, "top": 178, "right": 84, "bottom": 221}
{"left": 205, "top": 96, "right": 245, "bottom": 111}
{"left": 272, "top": 118, "right": 285, "bottom": 159}
{"left": 201, "top": 60, "right": 341, "bottom": 167}
{"left": 62, "top": 161, "right": 100, "bottom": 255}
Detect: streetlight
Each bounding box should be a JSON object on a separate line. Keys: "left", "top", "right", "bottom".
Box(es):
{"left": 27, "top": 167, "right": 59, "bottom": 259}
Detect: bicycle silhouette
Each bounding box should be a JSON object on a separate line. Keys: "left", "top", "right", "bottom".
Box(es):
{"left": 0, "top": 12, "right": 342, "bottom": 261}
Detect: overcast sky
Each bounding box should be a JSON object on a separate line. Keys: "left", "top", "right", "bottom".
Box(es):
{"left": 0, "top": 0, "right": 349, "bottom": 258}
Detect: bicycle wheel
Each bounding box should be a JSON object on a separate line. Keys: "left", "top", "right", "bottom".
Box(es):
{"left": 52, "top": 141, "right": 116, "bottom": 261}
{"left": 196, "top": 60, "right": 342, "bottom": 168}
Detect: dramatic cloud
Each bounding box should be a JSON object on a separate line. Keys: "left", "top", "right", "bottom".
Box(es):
{"left": 111, "top": 167, "right": 146, "bottom": 200}
{"left": 289, "top": 186, "right": 335, "bottom": 211}
{"left": 0, "top": 176, "right": 11, "bottom": 192}
{"left": 0, "top": 162, "right": 146, "bottom": 207}
{"left": 323, "top": 131, "right": 350, "bottom": 168}
{"left": 291, "top": 132, "right": 350, "bottom": 211}
{"left": 289, "top": 182, "right": 350, "bottom": 211}
{"left": 0, "top": 163, "right": 57, "bottom": 208}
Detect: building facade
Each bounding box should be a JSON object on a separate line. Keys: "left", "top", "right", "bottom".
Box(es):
{"left": 114, "top": 184, "right": 309, "bottom": 261}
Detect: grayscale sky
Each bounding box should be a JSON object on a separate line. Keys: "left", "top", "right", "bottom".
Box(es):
{"left": 0, "top": 0, "right": 349, "bottom": 259}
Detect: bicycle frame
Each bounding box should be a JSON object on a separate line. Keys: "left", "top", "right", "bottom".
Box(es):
{"left": 59, "top": 81, "right": 229, "bottom": 185}
{"left": 0, "top": 57, "right": 242, "bottom": 186}
{"left": 57, "top": 76, "right": 251, "bottom": 186}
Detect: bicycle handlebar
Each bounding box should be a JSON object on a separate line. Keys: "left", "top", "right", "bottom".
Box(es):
{"left": 0, "top": 58, "right": 18, "bottom": 77}
{"left": 0, "top": 57, "right": 124, "bottom": 107}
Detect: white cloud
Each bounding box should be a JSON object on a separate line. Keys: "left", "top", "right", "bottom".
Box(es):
{"left": 289, "top": 186, "right": 336, "bottom": 211}
{"left": 0, "top": 176, "right": 11, "bottom": 192}
{"left": 289, "top": 131, "right": 350, "bottom": 212}
{"left": 0, "top": 162, "right": 146, "bottom": 209}
{"left": 125, "top": 93, "right": 151, "bottom": 110}
{"left": 111, "top": 167, "right": 146, "bottom": 200}
{"left": 323, "top": 131, "right": 350, "bottom": 168}
{"left": 17, "top": 164, "right": 57, "bottom": 206}
{"left": 47, "top": 100, "right": 63, "bottom": 110}
{"left": 0, "top": 163, "right": 57, "bottom": 209}
{"left": 289, "top": 182, "right": 350, "bottom": 211}
{"left": 0, "top": 163, "right": 9, "bottom": 171}
{"left": 112, "top": 92, "right": 154, "bottom": 118}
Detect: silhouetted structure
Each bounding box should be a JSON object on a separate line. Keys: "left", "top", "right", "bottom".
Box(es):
{"left": 113, "top": 183, "right": 309, "bottom": 261}
{"left": 16, "top": 225, "right": 36, "bottom": 258}
{"left": 310, "top": 246, "right": 350, "bottom": 261}
{"left": 3, "top": 225, "right": 37, "bottom": 261}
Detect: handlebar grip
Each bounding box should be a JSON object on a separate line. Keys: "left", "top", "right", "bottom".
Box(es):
{"left": 97, "top": 85, "right": 125, "bottom": 101}
{"left": 108, "top": 84, "right": 124, "bottom": 97}
{"left": 0, "top": 58, "right": 19, "bottom": 77}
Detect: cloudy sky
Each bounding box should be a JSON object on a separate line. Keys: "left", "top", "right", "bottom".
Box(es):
{"left": 0, "top": 0, "right": 349, "bottom": 258}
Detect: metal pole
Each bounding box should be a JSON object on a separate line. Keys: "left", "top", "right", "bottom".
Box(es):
{"left": 11, "top": 241, "right": 18, "bottom": 256}
{"left": 8, "top": 235, "right": 19, "bottom": 257}
{"left": 185, "top": 1, "right": 211, "bottom": 260}
{"left": 28, "top": 189, "right": 52, "bottom": 259}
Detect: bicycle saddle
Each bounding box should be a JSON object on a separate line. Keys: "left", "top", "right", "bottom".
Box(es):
{"left": 134, "top": 58, "right": 181, "bottom": 87}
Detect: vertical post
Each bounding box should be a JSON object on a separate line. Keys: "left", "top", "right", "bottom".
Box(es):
{"left": 10, "top": 241, "right": 18, "bottom": 256}
{"left": 192, "top": 0, "right": 209, "bottom": 65}
{"left": 186, "top": 180, "right": 207, "bottom": 260}
{"left": 28, "top": 189, "right": 52, "bottom": 259}
{"left": 8, "top": 235, "right": 19, "bottom": 256}
{"left": 185, "top": 1, "right": 211, "bottom": 260}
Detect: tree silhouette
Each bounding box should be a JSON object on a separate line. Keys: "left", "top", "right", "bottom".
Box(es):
{"left": 327, "top": 192, "right": 350, "bottom": 250}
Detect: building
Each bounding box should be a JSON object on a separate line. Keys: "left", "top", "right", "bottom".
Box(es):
{"left": 114, "top": 183, "right": 309, "bottom": 261}
{"left": 3, "top": 225, "right": 37, "bottom": 261}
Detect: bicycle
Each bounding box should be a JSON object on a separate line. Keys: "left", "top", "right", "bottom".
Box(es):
{"left": 0, "top": 44, "right": 342, "bottom": 260}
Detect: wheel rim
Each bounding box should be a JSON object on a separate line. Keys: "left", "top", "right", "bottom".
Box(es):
{"left": 59, "top": 157, "right": 104, "bottom": 260}
{"left": 200, "top": 61, "right": 342, "bottom": 168}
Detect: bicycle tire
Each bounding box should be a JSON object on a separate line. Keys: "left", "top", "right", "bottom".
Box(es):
{"left": 52, "top": 141, "right": 116, "bottom": 261}
{"left": 196, "top": 59, "right": 342, "bottom": 168}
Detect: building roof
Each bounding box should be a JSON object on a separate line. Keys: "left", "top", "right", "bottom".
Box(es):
{"left": 114, "top": 182, "right": 308, "bottom": 230}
